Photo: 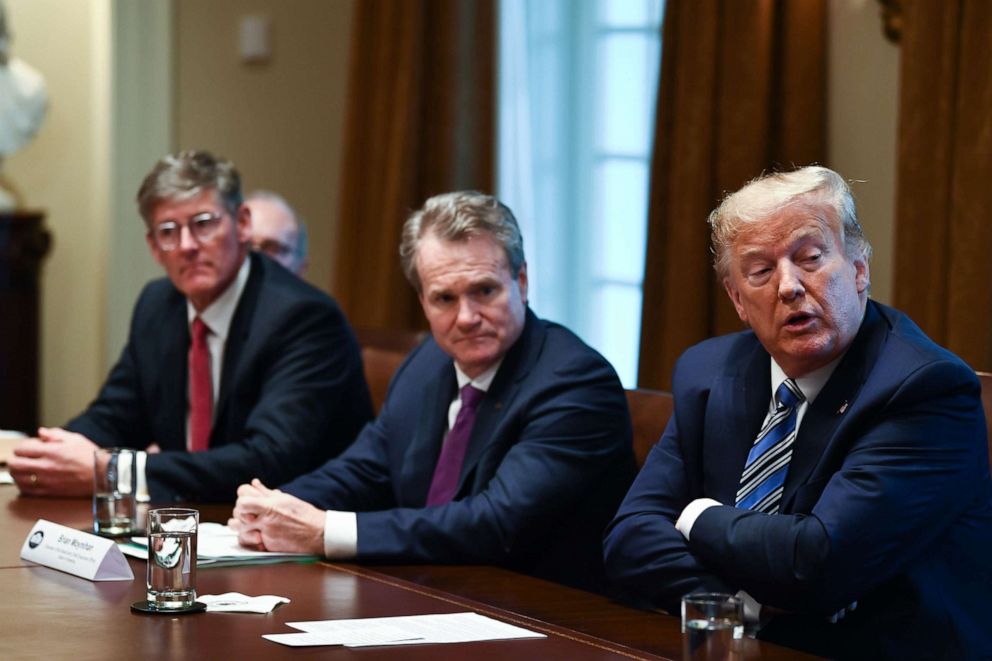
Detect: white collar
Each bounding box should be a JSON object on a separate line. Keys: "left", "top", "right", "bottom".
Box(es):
{"left": 186, "top": 256, "right": 251, "bottom": 341}
{"left": 770, "top": 354, "right": 843, "bottom": 405}
{"left": 454, "top": 359, "right": 503, "bottom": 394}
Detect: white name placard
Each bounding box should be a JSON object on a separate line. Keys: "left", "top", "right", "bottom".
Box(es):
{"left": 20, "top": 519, "right": 134, "bottom": 581}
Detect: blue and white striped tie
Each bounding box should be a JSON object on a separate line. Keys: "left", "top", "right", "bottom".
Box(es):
{"left": 736, "top": 379, "right": 805, "bottom": 514}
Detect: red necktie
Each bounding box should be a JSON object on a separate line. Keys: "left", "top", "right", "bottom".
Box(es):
{"left": 426, "top": 384, "right": 485, "bottom": 505}
{"left": 189, "top": 317, "right": 213, "bottom": 452}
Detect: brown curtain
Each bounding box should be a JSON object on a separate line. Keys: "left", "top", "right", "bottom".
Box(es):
{"left": 637, "top": 0, "right": 827, "bottom": 390}
{"left": 333, "top": 0, "right": 495, "bottom": 331}
{"left": 892, "top": 0, "right": 992, "bottom": 371}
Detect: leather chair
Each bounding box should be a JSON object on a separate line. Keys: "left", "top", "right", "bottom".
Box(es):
{"left": 625, "top": 388, "right": 674, "bottom": 468}
{"left": 976, "top": 371, "right": 992, "bottom": 468}
{"left": 354, "top": 327, "right": 426, "bottom": 414}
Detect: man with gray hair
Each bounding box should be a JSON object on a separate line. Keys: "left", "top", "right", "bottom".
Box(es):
{"left": 245, "top": 190, "right": 308, "bottom": 275}
{"left": 10, "top": 150, "right": 372, "bottom": 502}
{"left": 229, "top": 191, "right": 635, "bottom": 593}
{"left": 604, "top": 166, "right": 992, "bottom": 658}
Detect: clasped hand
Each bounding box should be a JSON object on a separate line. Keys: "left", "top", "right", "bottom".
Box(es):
{"left": 8, "top": 427, "right": 98, "bottom": 496}
{"left": 228, "top": 478, "right": 325, "bottom": 556}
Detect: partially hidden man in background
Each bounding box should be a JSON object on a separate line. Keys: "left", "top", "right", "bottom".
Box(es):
{"left": 245, "top": 189, "right": 308, "bottom": 276}
{"left": 604, "top": 166, "right": 992, "bottom": 659}
{"left": 9, "top": 150, "right": 373, "bottom": 502}
{"left": 229, "top": 191, "right": 636, "bottom": 592}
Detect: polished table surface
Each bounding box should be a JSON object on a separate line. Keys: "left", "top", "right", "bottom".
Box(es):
{"left": 0, "top": 487, "right": 820, "bottom": 659}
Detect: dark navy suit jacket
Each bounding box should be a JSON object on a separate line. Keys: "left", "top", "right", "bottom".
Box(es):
{"left": 604, "top": 301, "right": 992, "bottom": 659}
{"left": 67, "top": 252, "right": 373, "bottom": 503}
{"left": 281, "top": 309, "right": 635, "bottom": 592}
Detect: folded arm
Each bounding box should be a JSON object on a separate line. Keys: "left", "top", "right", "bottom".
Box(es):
{"left": 689, "top": 360, "right": 986, "bottom": 613}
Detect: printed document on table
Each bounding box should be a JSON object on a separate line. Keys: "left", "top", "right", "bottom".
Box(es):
{"left": 119, "top": 522, "right": 317, "bottom": 567}
{"left": 0, "top": 430, "right": 26, "bottom": 465}
{"left": 263, "top": 612, "right": 546, "bottom": 648}
{"left": 0, "top": 431, "right": 27, "bottom": 485}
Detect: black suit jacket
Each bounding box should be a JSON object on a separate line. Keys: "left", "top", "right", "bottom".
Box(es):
{"left": 67, "top": 253, "right": 373, "bottom": 502}
{"left": 281, "top": 309, "right": 636, "bottom": 592}
{"left": 604, "top": 301, "right": 992, "bottom": 659}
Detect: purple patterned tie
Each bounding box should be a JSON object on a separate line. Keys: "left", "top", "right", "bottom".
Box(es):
{"left": 426, "top": 384, "right": 485, "bottom": 505}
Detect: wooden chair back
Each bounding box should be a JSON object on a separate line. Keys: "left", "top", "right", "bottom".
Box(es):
{"left": 625, "top": 388, "right": 674, "bottom": 468}
{"left": 976, "top": 372, "right": 992, "bottom": 468}
{"left": 355, "top": 327, "right": 426, "bottom": 414}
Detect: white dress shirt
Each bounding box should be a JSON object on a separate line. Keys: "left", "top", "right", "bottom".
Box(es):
{"left": 322, "top": 360, "right": 502, "bottom": 559}
{"left": 135, "top": 257, "right": 251, "bottom": 500}
{"left": 674, "top": 354, "right": 841, "bottom": 629}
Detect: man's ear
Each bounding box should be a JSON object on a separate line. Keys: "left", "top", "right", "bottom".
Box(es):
{"left": 724, "top": 277, "right": 749, "bottom": 324}
{"left": 236, "top": 204, "right": 252, "bottom": 244}
{"left": 854, "top": 257, "right": 870, "bottom": 294}
{"left": 516, "top": 261, "right": 528, "bottom": 304}
{"left": 146, "top": 230, "right": 165, "bottom": 267}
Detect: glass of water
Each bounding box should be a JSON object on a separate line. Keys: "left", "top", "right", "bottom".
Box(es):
{"left": 92, "top": 447, "right": 137, "bottom": 536}
{"left": 146, "top": 508, "right": 199, "bottom": 610}
{"left": 681, "top": 593, "right": 743, "bottom": 660}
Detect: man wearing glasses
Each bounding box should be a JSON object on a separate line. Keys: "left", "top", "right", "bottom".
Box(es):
{"left": 9, "top": 150, "right": 373, "bottom": 502}
{"left": 244, "top": 190, "right": 308, "bottom": 276}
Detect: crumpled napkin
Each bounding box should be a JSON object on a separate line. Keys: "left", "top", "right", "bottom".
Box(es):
{"left": 197, "top": 592, "right": 290, "bottom": 613}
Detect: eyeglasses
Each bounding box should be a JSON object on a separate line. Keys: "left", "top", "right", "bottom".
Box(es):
{"left": 251, "top": 238, "right": 295, "bottom": 260}
{"left": 150, "top": 212, "right": 225, "bottom": 251}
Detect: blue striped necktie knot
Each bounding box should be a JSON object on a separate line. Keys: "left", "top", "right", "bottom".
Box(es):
{"left": 735, "top": 378, "right": 805, "bottom": 513}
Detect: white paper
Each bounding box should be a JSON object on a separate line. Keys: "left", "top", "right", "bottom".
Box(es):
{"left": 263, "top": 612, "right": 546, "bottom": 648}
{"left": 20, "top": 519, "right": 134, "bottom": 581}
{"left": 197, "top": 592, "right": 290, "bottom": 613}
{"left": 0, "top": 430, "right": 26, "bottom": 470}
{"left": 120, "top": 522, "right": 316, "bottom": 567}
{"left": 0, "top": 469, "right": 13, "bottom": 484}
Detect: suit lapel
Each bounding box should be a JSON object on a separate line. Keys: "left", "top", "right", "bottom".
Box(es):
{"left": 781, "top": 301, "right": 889, "bottom": 510}
{"left": 454, "top": 310, "right": 542, "bottom": 496}
{"left": 212, "top": 254, "right": 262, "bottom": 438}
{"left": 403, "top": 362, "right": 457, "bottom": 505}
{"left": 159, "top": 294, "right": 190, "bottom": 449}
{"left": 403, "top": 310, "right": 540, "bottom": 504}
{"left": 455, "top": 308, "right": 545, "bottom": 497}
{"left": 706, "top": 342, "right": 770, "bottom": 503}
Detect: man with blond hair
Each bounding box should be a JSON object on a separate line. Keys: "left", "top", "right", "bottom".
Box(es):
{"left": 605, "top": 166, "right": 992, "bottom": 658}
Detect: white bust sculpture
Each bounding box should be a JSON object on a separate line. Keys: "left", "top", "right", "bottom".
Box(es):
{"left": 0, "top": 1, "right": 49, "bottom": 210}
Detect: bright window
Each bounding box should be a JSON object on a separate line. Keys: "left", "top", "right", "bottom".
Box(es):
{"left": 498, "top": 0, "right": 663, "bottom": 386}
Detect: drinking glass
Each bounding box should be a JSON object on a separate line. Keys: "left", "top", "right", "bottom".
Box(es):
{"left": 681, "top": 593, "right": 744, "bottom": 660}
{"left": 92, "top": 447, "right": 137, "bottom": 536}
{"left": 146, "top": 508, "right": 198, "bottom": 610}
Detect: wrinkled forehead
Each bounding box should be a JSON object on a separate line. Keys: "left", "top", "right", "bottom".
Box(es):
{"left": 416, "top": 232, "right": 510, "bottom": 282}
{"left": 731, "top": 201, "right": 841, "bottom": 252}
{"left": 149, "top": 189, "right": 225, "bottom": 224}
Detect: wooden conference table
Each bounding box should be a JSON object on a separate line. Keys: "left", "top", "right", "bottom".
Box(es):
{"left": 0, "top": 487, "right": 818, "bottom": 659}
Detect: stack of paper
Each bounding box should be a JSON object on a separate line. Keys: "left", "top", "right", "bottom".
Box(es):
{"left": 0, "top": 430, "right": 26, "bottom": 484}
{"left": 120, "top": 522, "right": 317, "bottom": 567}
{"left": 264, "top": 612, "right": 547, "bottom": 648}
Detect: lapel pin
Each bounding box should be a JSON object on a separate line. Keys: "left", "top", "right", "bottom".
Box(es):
{"left": 837, "top": 401, "right": 849, "bottom": 414}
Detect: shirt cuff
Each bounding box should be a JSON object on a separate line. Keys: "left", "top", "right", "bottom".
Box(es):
{"left": 675, "top": 497, "right": 721, "bottom": 540}
{"left": 323, "top": 510, "right": 358, "bottom": 559}
{"left": 135, "top": 451, "right": 150, "bottom": 503}
{"left": 736, "top": 590, "right": 762, "bottom": 632}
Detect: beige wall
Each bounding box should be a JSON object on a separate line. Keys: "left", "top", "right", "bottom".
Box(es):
{"left": 175, "top": 0, "right": 356, "bottom": 294}
{"left": 4, "top": 0, "right": 354, "bottom": 425}
{"left": 827, "top": 0, "right": 901, "bottom": 304}
{"left": 4, "top": 0, "right": 112, "bottom": 424}
{"left": 4, "top": 0, "right": 898, "bottom": 424}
